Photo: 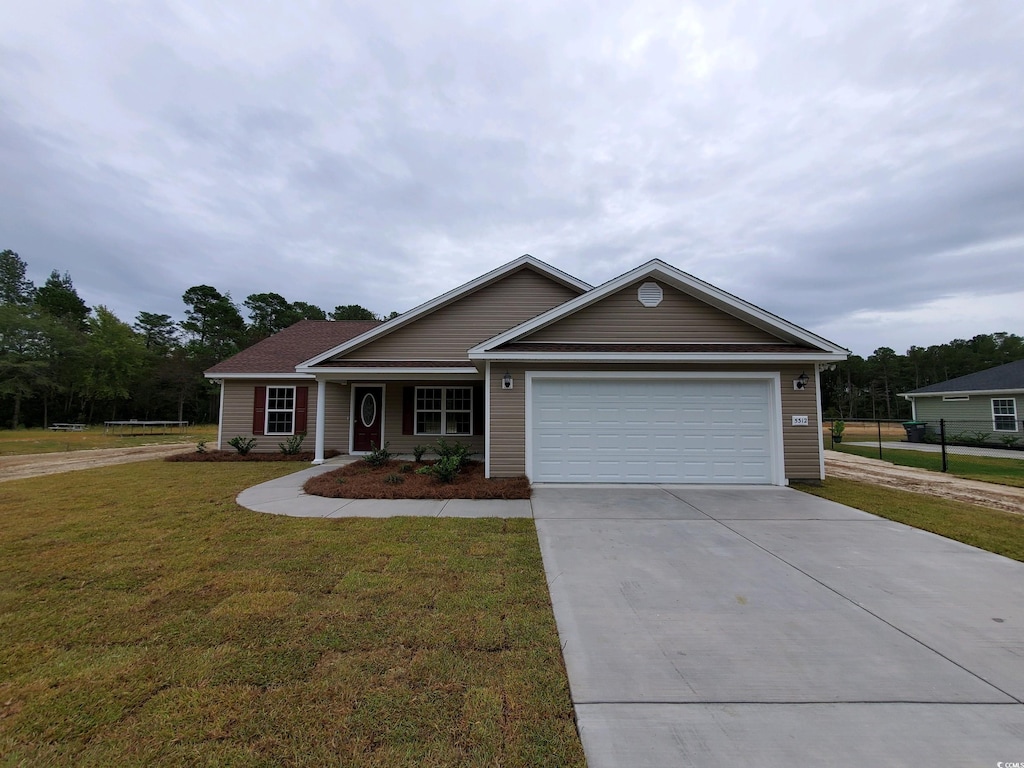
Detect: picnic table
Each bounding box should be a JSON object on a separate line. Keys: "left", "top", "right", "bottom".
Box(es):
{"left": 49, "top": 423, "right": 87, "bottom": 432}
{"left": 103, "top": 420, "right": 189, "bottom": 436}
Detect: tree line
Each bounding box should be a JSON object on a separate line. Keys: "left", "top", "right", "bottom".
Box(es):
{"left": 2, "top": 248, "right": 1021, "bottom": 429}
{"left": 0, "top": 249, "right": 393, "bottom": 429}
{"left": 820, "top": 333, "right": 1024, "bottom": 421}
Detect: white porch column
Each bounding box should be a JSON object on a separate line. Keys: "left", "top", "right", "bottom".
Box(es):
{"left": 312, "top": 377, "right": 327, "bottom": 465}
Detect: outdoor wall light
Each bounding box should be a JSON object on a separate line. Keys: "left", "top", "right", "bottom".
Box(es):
{"left": 502, "top": 371, "right": 514, "bottom": 390}
{"left": 794, "top": 372, "right": 809, "bottom": 390}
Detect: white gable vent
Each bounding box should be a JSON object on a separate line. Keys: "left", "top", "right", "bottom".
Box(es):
{"left": 637, "top": 281, "right": 663, "bottom": 307}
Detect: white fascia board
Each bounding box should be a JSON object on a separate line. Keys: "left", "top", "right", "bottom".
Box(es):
{"left": 901, "top": 388, "right": 1024, "bottom": 399}
{"left": 469, "top": 259, "right": 849, "bottom": 356}
{"left": 468, "top": 351, "right": 848, "bottom": 364}
{"left": 204, "top": 372, "right": 315, "bottom": 380}
{"left": 296, "top": 255, "right": 591, "bottom": 369}
{"left": 295, "top": 366, "right": 480, "bottom": 376}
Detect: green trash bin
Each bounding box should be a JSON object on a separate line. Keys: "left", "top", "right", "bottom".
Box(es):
{"left": 902, "top": 421, "right": 927, "bottom": 443}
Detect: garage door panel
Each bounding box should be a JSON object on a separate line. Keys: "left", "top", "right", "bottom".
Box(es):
{"left": 531, "top": 378, "right": 775, "bottom": 484}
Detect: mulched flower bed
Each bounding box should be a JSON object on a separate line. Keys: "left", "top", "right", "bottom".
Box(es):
{"left": 166, "top": 450, "right": 341, "bottom": 463}
{"left": 303, "top": 459, "right": 531, "bottom": 500}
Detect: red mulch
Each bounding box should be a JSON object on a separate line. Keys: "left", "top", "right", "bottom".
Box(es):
{"left": 303, "top": 460, "right": 531, "bottom": 500}
{"left": 165, "top": 450, "right": 341, "bottom": 463}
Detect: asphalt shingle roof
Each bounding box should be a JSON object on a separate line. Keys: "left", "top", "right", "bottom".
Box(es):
{"left": 906, "top": 359, "right": 1024, "bottom": 395}
{"left": 205, "top": 320, "right": 381, "bottom": 375}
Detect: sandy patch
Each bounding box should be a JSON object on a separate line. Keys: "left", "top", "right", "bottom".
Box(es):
{"left": 0, "top": 444, "right": 193, "bottom": 482}
{"left": 825, "top": 450, "right": 1024, "bottom": 515}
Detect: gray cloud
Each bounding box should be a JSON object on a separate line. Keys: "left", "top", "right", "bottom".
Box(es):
{"left": 1, "top": 0, "right": 1022, "bottom": 354}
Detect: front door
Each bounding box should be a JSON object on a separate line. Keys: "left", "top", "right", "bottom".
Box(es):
{"left": 352, "top": 386, "right": 384, "bottom": 452}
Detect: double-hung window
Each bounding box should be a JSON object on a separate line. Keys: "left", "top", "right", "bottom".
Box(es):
{"left": 266, "top": 386, "right": 296, "bottom": 435}
{"left": 992, "top": 398, "right": 1017, "bottom": 432}
{"left": 415, "top": 386, "right": 472, "bottom": 435}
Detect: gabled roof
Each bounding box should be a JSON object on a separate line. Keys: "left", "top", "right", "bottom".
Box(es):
{"left": 295, "top": 255, "right": 590, "bottom": 370}
{"left": 205, "top": 320, "right": 381, "bottom": 378}
{"left": 903, "top": 359, "right": 1024, "bottom": 396}
{"left": 468, "top": 259, "right": 849, "bottom": 360}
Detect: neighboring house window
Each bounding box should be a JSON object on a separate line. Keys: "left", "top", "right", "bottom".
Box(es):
{"left": 992, "top": 398, "right": 1017, "bottom": 432}
{"left": 415, "top": 386, "right": 472, "bottom": 435}
{"left": 266, "top": 386, "right": 296, "bottom": 434}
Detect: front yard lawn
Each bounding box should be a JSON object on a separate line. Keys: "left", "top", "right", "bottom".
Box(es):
{"left": 304, "top": 460, "right": 532, "bottom": 500}
{"left": 0, "top": 462, "right": 583, "bottom": 767}
{"left": 794, "top": 477, "right": 1024, "bottom": 562}
{"left": 831, "top": 442, "right": 1024, "bottom": 488}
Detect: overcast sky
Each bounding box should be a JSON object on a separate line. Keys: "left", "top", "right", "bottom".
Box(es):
{"left": 2, "top": 1, "right": 1022, "bottom": 356}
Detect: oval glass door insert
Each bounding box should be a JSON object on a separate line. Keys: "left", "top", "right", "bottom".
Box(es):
{"left": 360, "top": 393, "right": 377, "bottom": 427}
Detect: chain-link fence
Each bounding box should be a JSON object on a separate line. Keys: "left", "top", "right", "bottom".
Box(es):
{"left": 826, "top": 418, "right": 1024, "bottom": 474}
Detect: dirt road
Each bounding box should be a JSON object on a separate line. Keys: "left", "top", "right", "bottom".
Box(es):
{"left": 825, "top": 450, "right": 1024, "bottom": 515}
{"left": 0, "top": 444, "right": 193, "bottom": 483}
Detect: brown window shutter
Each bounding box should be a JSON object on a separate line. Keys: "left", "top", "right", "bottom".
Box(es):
{"left": 473, "top": 383, "right": 484, "bottom": 435}
{"left": 402, "top": 387, "right": 414, "bottom": 435}
{"left": 253, "top": 386, "right": 266, "bottom": 435}
{"left": 295, "top": 386, "right": 308, "bottom": 433}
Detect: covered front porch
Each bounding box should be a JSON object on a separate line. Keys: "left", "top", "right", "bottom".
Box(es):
{"left": 308, "top": 368, "right": 486, "bottom": 464}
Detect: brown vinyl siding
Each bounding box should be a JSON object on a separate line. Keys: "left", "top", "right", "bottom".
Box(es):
{"left": 524, "top": 280, "right": 784, "bottom": 344}
{"left": 377, "top": 382, "right": 485, "bottom": 457}
{"left": 489, "top": 365, "right": 527, "bottom": 477}
{"left": 220, "top": 379, "right": 328, "bottom": 453}
{"left": 336, "top": 267, "right": 581, "bottom": 361}
{"left": 487, "top": 363, "right": 821, "bottom": 481}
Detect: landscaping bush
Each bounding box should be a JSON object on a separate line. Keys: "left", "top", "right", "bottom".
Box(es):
{"left": 416, "top": 455, "right": 462, "bottom": 483}
{"left": 227, "top": 436, "right": 257, "bottom": 455}
{"left": 278, "top": 432, "right": 306, "bottom": 455}
{"left": 433, "top": 437, "right": 474, "bottom": 468}
{"left": 362, "top": 442, "right": 392, "bottom": 468}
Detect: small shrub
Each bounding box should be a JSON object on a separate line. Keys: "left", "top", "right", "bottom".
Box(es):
{"left": 227, "top": 436, "right": 257, "bottom": 456}
{"left": 433, "top": 438, "right": 474, "bottom": 468}
{"left": 999, "top": 434, "right": 1020, "bottom": 449}
{"left": 400, "top": 463, "right": 414, "bottom": 473}
{"left": 967, "top": 431, "right": 992, "bottom": 446}
{"left": 195, "top": 440, "right": 207, "bottom": 454}
{"left": 362, "top": 442, "right": 392, "bottom": 468}
{"left": 278, "top": 432, "right": 306, "bottom": 455}
{"left": 412, "top": 444, "right": 428, "bottom": 463}
{"left": 416, "top": 455, "right": 463, "bottom": 483}
{"left": 383, "top": 472, "right": 405, "bottom": 485}
{"left": 335, "top": 477, "right": 346, "bottom": 485}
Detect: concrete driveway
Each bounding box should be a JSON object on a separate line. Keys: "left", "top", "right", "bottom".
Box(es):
{"left": 533, "top": 485, "right": 1024, "bottom": 767}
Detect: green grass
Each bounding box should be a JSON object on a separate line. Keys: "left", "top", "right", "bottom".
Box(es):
{"left": 0, "top": 425, "right": 217, "bottom": 456}
{"left": 832, "top": 442, "right": 1024, "bottom": 488}
{"left": 0, "top": 462, "right": 584, "bottom": 767}
{"left": 795, "top": 477, "right": 1024, "bottom": 562}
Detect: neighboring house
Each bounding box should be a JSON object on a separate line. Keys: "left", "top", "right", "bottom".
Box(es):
{"left": 900, "top": 359, "right": 1024, "bottom": 438}
{"left": 206, "top": 256, "right": 848, "bottom": 485}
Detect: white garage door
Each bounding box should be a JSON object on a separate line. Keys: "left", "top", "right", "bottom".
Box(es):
{"left": 530, "top": 377, "right": 776, "bottom": 484}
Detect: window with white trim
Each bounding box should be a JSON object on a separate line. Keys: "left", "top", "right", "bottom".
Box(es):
{"left": 266, "top": 386, "right": 296, "bottom": 435}
{"left": 415, "top": 386, "right": 472, "bottom": 435}
{"left": 992, "top": 398, "right": 1017, "bottom": 432}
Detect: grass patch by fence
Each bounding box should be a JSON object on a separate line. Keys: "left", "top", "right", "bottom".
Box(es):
{"left": 0, "top": 462, "right": 583, "bottom": 767}
{"left": 830, "top": 442, "right": 1024, "bottom": 488}
{"left": 795, "top": 477, "right": 1024, "bottom": 562}
{"left": 0, "top": 425, "right": 218, "bottom": 456}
